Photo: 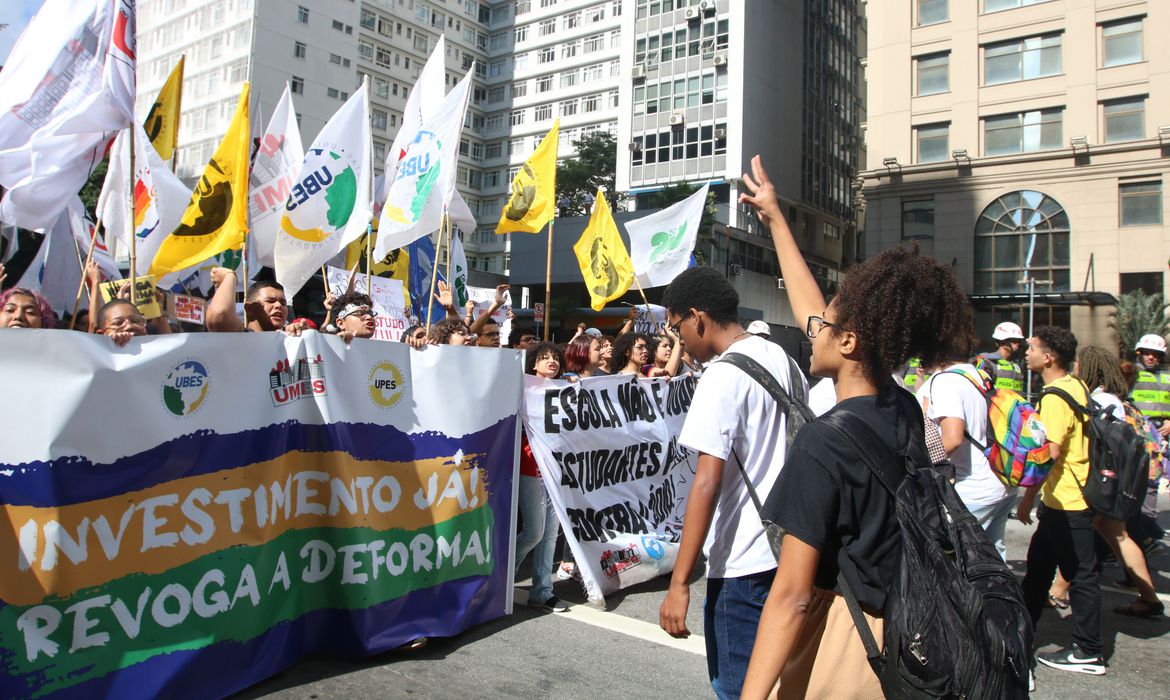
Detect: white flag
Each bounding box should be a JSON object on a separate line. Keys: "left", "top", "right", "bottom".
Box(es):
{"left": 0, "top": 0, "right": 137, "bottom": 230}
{"left": 1, "top": 224, "right": 18, "bottom": 263}
{"left": 375, "top": 70, "right": 472, "bottom": 258}
{"left": 449, "top": 190, "right": 478, "bottom": 240}
{"left": 627, "top": 183, "right": 708, "bottom": 288}
{"left": 97, "top": 123, "right": 192, "bottom": 277}
{"left": 381, "top": 35, "right": 448, "bottom": 202}
{"left": 16, "top": 198, "right": 100, "bottom": 314}
{"left": 275, "top": 82, "right": 373, "bottom": 298}
{"left": 249, "top": 84, "right": 305, "bottom": 268}
{"left": 450, "top": 231, "right": 469, "bottom": 307}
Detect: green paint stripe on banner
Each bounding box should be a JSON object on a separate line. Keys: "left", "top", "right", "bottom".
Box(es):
{"left": 0, "top": 507, "right": 495, "bottom": 698}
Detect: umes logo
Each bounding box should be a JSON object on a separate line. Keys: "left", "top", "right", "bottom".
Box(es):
{"left": 270, "top": 355, "right": 328, "bottom": 406}
{"left": 368, "top": 361, "right": 405, "bottom": 408}
{"left": 599, "top": 544, "right": 642, "bottom": 579}
{"left": 162, "top": 360, "right": 209, "bottom": 417}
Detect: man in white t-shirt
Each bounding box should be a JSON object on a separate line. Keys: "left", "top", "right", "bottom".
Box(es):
{"left": 917, "top": 362, "right": 1015, "bottom": 560}
{"left": 658, "top": 266, "right": 803, "bottom": 700}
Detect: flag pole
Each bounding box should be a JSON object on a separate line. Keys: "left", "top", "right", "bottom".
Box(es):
{"left": 128, "top": 126, "right": 138, "bottom": 298}
{"left": 69, "top": 220, "right": 103, "bottom": 330}
{"left": 320, "top": 265, "right": 330, "bottom": 296}
{"left": 444, "top": 209, "right": 453, "bottom": 283}
{"left": 543, "top": 218, "right": 554, "bottom": 341}
{"left": 365, "top": 222, "right": 373, "bottom": 293}
{"left": 632, "top": 274, "right": 657, "bottom": 331}
{"left": 425, "top": 221, "right": 446, "bottom": 333}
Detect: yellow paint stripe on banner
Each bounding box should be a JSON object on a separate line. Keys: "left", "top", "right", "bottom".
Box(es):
{"left": 0, "top": 451, "right": 488, "bottom": 605}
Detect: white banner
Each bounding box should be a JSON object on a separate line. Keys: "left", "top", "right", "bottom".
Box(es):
{"left": 326, "top": 266, "right": 410, "bottom": 341}
{"left": 522, "top": 373, "right": 699, "bottom": 602}
{"left": 632, "top": 303, "right": 667, "bottom": 335}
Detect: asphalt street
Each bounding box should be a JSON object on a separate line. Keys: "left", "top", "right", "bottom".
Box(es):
{"left": 236, "top": 495, "right": 1170, "bottom": 699}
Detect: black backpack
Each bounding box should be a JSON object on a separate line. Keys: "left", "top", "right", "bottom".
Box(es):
{"left": 821, "top": 406, "right": 1032, "bottom": 699}
{"left": 1039, "top": 382, "right": 1149, "bottom": 521}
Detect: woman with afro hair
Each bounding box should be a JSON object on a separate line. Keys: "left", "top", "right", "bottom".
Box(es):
{"left": 733, "top": 157, "right": 985, "bottom": 699}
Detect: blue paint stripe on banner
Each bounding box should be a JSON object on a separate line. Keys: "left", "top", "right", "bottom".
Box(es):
{"left": 0, "top": 416, "right": 518, "bottom": 508}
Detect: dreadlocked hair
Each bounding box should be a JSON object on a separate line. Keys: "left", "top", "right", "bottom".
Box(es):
{"left": 831, "top": 244, "right": 974, "bottom": 384}
{"left": 1076, "top": 346, "right": 1128, "bottom": 396}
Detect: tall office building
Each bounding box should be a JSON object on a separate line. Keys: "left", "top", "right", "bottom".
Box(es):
{"left": 861, "top": 0, "right": 1168, "bottom": 349}
{"left": 616, "top": 0, "right": 865, "bottom": 324}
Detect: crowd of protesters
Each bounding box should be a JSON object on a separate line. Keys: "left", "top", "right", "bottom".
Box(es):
{"left": 2, "top": 155, "right": 1167, "bottom": 699}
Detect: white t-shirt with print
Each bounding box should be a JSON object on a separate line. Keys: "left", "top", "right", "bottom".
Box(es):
{"left": 916, "top": 364, "right": 1009, "bottom": 508}
{"left": 679, "top": 335, "right": 805, "bottom": 578}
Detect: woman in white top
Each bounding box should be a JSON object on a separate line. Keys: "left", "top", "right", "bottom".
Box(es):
{"left": 1048, "top": 346, "right": 1163, "bottom": 617}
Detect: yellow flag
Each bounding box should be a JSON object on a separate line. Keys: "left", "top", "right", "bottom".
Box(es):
{"left": 496, "top": 119, "right": 558, "bottom": 234}
{"left": 143, "top": 55, "right": 184, "bottom": 161}
{"left": 573, "top": 189, "right": 634, "bottom": 311}
{"left": 149, "top": 83, "right": 251, "bottom": 279}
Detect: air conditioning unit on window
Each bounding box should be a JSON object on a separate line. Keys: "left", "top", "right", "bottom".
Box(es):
{"left": 713, "top": 53, "right": 727, "bottom": 67}
{"left": 628, "top": 141, "right": 640, "bottom": 151}
{"left": 684, "top": 8, "right": 699, "bottom": 21}
{"left": 700, "top": 1, "right": 714, "bottom": 13}
{"left": 715, "top": 128, "right": 726, "bottom": 139}
{"left": 632, "top": 64, "right": 646, "bottom": 80}
{"left": 669, "top": 112, "right": 685, "bottom": 126}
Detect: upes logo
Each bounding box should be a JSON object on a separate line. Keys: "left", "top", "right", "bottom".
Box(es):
{"left": 368, "top": 361, "right": 405, "bottom": 408}
{"left": 173, "top": 159, "right": 233, "bottom": 237}
{"left": 162, "top": 360, "right": 210, "bottom": 417}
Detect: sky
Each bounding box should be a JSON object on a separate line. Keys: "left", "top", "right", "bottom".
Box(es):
{"left": 0, "top": 0, "right": 46, "bottom": 66}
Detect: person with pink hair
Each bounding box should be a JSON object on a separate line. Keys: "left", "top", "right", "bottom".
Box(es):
{"left": 0, "top": 285, "right": 55, "bottom": 329}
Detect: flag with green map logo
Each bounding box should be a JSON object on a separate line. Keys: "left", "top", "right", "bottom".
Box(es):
{"left": 627, "top": 183, "right": 708, "bottom": 288}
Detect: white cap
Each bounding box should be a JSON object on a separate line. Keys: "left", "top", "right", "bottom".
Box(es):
{"left": 747, "top": 320, "right": 770, "bottom": 337}
{"left": 992, "top": 321, "right": 1025, "bottom": 341}
{"left": 583, "top": 327, "right": 602, "bottom": 338}
{"left": 1136, "top": 334, "right": 1167, "bottom": 354}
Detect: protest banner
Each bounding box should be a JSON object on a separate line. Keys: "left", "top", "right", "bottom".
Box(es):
{"left": 169, "top": 293, "right": 206, "bottom": 325}
{"left": 631, "top": 303, "right": 666, "bottom": 335}
{"left": 0, "top": 332, "right": 523, "bottom": 699}
{"left": 467, "top": 284, "right": 511, "bottom": 341}
{"left": 521, "top": 373, "right": 699, "bottom": 602}
{"left": 98, "top": 275, "right": 162, "bottom": 319}
{"left": 326, "top": 265, "right": 411, "bottom": 341}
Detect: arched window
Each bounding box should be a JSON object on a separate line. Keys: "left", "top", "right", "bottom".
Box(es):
{"left": 974, "top": 190, "right": 1070, "bottom": 295}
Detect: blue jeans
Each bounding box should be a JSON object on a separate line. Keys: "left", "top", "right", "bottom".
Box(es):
{"left": 704, "top": 568, "right": 776, "bottom": 700}
{"left": 968, "top": 494, "right": 1017, "bottom": 562}
{"left": 514, "top": 475, "right": 559, "bottom": 603}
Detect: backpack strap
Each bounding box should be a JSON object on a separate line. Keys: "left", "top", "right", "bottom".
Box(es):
{"left": 930, "top": 368, "right": 994, "bottom": 453}
{"left": 716, "top": 351, "right": 814, "bottom": 513}
{"left": 1036, "top": 381, "right": 1098, "bottom": 499}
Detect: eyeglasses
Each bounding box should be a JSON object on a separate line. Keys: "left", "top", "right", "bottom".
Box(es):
{"left": 805, "top": 315, "right": 836, "bottom": 339}
{"left": 667, "top": 312, "right": 691, "bottom": 336}
{"left": 521, "top": 335, "right": 538, "bottom": 343}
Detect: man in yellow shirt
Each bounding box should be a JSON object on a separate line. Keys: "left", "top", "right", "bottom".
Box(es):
{"left": 1017, "top": 326, "right": 1104, "bottom": 677}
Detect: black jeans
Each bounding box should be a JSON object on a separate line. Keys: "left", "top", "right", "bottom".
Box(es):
{"left": 1022, "top": 506, "right": 1102, "bottom": 655}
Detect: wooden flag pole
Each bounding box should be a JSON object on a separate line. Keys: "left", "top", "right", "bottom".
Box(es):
{"left": 543, "top": 218, "right": 554, "bottom": 341}
{"left": 128, "top": 126, "right": 138, "bottom": 297}
{"left": 69, "top": 219, "right": 103, "bottom": 330}
{"left": 632, "top": 273, "right": 657, "bottom": 331}
{"left": 365, "top": 222, "right": 374, "bottom": 293}
{"left": 320, "top": 265, "right": 330, "bottom": 296}
{"left": 425, "top": 218, "right": 447, "bottom": 333}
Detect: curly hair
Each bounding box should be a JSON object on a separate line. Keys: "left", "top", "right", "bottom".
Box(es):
{"left": 563, "top": 336, "right": 594, "bottom": 374}
{"left": 333, "top": 290, "right": 373, "bottom": 310}
{"left": 0, "top": 287, "right": 55, "bottom": 329}
{"left": 400, "top": 323, "right": 425, "bottom": 342}
{"left": 1076, "top": 346, "right": 1127, "bottom": 396}
{"left": 428, "top": 318, "right": 470, "bottom": 345}
{"left": 609, "top": 332, "right": 650, "bottom": 374}
{"left": 525, "top": 341, "right": 565, "bottom": 377}
{"left": 662, "top": 266, "right": 739, "bottom": 326}
{"left": 1033, "top": 325, "right": 1077, "bottom": 370}
{"left": 830, "top": 245, "right": 973, "bottom": 383}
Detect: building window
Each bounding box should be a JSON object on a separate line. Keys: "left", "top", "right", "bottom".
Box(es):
{"left": 515, "top": 25, "right": 528, "bottom": 43}
{"left": 512, "top": 81, "right": 528, "bottom": 98}
{"left": 917, "top": 0, "right": 947, "bottom": 26}
{"left": 290, "top": 76, "right": 304, "bottom": 94}
{"left": 1120, "top": 182, "right": 1163, "bottom": 227}
{"left": 902, "top": 200, "right": 935, "bottom": 240}
{"left": 916, "top": 123, "right": 949, "bottom": 163}
{"left": 359, "top": 42, "right": 374, "bottom": 62}
{"left": 360, "top": 10, "right": 375, "bottom": 30}
{"left": 294, "top": 42, "right": 306, "bottom": 59}
{"left": 372, "top": 110, "right": 388, "bottom": 131}
{"left": 535, "top": 104, "right": 552, "bottom": 121}
{"left": 537, "top": 75, "right": 553, "bottom": 92}
{"left": 984, "top": 34, "right": 1061, "bottom": 85}
{"left": 1120, "top": 272, "right": 1162, "bottom": 296}
{"left": 297, "top": 5, "right": 309, "bottom": 23}
{"left": 916, "top": 53, "right": 949, "bottom": 95}
{"left": 510, "top": 110, "right": 525, "bottom": 126}
{"left": 1102, "top": 19, "right": 1143, "bottom": 68}
{"left": 539, "top": 18, "right": 555, "bottom": 36}
{"left": 539, "top": 47, "right": 555, "bottom": 63}
{"left": 974, "top": 190, "right": 1070, "bottom": 294}
{"left": 560, "top": 99, "right": 577, "bottom": 117}
{"left": 984, "top": 109, "right": 1062, "bottom": 156}
{"left": 560, "top": 69, "right": 579, "bottom": 88}
{"left": 983, "top": 0, "right": 1051, "bottom": 12}
{"left": 1103, "top": 97, "right": 1145, "bottom": 143}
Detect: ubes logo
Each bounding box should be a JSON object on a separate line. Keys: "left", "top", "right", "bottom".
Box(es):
{"left": 384, "top": 130, "right": 443, "bottom": 226}
{"left": 368, "top": 361, "right": 405, "bottom": 408}
{"left": 280, "top": 148, "right": 359, "bottom": 243}
{"left": 162, "top": 360, "right": 209, "bottom": 417}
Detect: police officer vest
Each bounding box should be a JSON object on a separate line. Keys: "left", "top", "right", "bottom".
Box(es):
{"left": 976, "top": 353, "right": 1024, "bottom": 393}
{"left": 1132, "top": 367, "right": 1170, "bottom": 419}
{"left": 903, "top": 357, "right": 925, "bottom": 389}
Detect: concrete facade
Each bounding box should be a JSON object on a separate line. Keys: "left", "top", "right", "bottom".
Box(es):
{"left": 861, "top": 0, "right": 1169, "bottom": 350}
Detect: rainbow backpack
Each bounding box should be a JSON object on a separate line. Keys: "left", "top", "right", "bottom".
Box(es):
{"left": 941, "top": 368, "right": 1054, "bottom": 487}
{"left": 1121, "top": 401, "right": 1167, "bottom": 481}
